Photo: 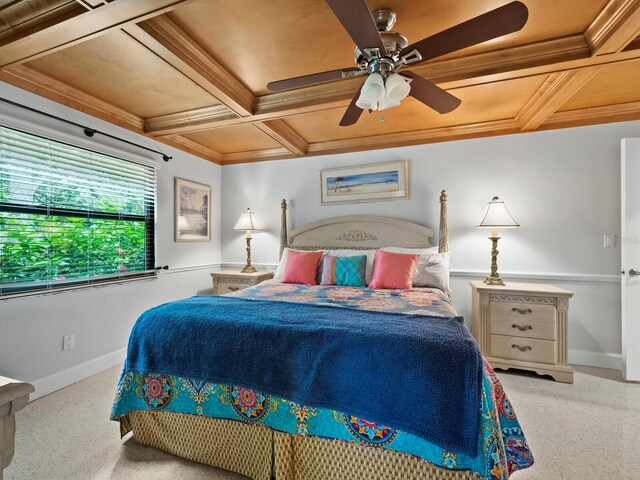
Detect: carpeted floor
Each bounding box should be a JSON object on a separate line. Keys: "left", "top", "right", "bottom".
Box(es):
{"left": 5, "top": 364, "right": 640, "bottom": 479}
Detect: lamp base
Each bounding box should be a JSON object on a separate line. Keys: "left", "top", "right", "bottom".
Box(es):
{"left": 241, "top": 265, "right": 257, "bottom": 273}
{"left": 483, "top": 275, "right": 505, "bottom": 286}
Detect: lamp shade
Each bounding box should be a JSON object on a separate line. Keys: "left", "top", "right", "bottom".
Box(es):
{"left": 356, "top": 72, "right": 385, "bottom": 110}
{"left": 385, "top": 72, "right": 411, "bottom": 103}
{"left": 477, "top": 197, "right": 520, "bottom": 228}
{"left": 379, "top": 95, "right": 401, "bottom": 111}
{"left": 233, "top": 208, "right": 263, "bottom": 231}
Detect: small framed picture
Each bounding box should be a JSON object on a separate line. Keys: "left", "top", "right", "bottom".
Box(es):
{"left": 320, "top": 160, "right": 409, "bottom": 205}
{"left": 174, "top": 177, "right": 211, "bottom": 242}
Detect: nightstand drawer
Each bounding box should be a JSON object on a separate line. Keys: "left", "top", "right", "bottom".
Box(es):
{"left": 490, "top": 334, "right": 556, "bottom": 364}
{"left": 211, "top": 270, "right": 274, "bottom": 295}
{"left": 490, "top": 314, "right": 556, "bottom": 340}
{"left": 217, "top": 282, "right": 244, "bottom": 294}
{"left": 490, "top": 302, "right": 556, "bottom": 325}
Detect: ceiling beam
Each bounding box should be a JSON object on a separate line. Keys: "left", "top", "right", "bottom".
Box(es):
{"left": 0, "top": 0, "right": 196, "bottom": 68}
{"left": 222, "top": 147, "right": 296, "bottom": 165}
{"left": 143, "top": 34, "right": 640, "bottom": 137}
{"left": 144, "top": 105, "right": 238, "bottom": 134}
{"left": 122, "top": 16, "right": 255, "bottom": 116}
{"left": 541, "top": 100, "right": 640, "bottom": 129}
{"left": 160, "top": 134, "right": 222, "bottom": 164}
{"left": 0, "top": 64, "right": 144, "bottom": 132}
{"left": 0, "top": 1, "right": 85, "bottom": 45}
{"left": 253, "top": 120, "right": 308, "bottom": 156}
{"left": 515, "top": 67, "right": 601, "bottom": 131}
{"left": 218, "top": 119, "right": 520, "bottom": 165}
{"left": 585, "top": 0, "right": 640, "bottom": 55}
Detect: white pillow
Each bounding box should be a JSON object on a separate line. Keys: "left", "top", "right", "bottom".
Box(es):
{"left": 325, "top": 249, "right": 377, "bottom": 284}
{"left": 381, "top": 247, "right": 450, "bottom": 294}
{"left": 415, "top": 252, "right": 451, "bottom": 294}
{"left": 274, "top": 248, "right": 324, "bottom": 280}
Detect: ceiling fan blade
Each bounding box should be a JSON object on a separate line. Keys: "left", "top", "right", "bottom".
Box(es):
{"left": 401, "top": 71, "right": 461, "bottom": 114}
{"left": 339, "top": 85, "right": 364, "bottom": 127}
{"left": 400, "top": 1, "right": 528, "bottom": 64}
{"left": 326, "top": 0, "right": 386, "bottom": 54}
{"left": 267, "top": 67, "right": 361, "bottom": 91}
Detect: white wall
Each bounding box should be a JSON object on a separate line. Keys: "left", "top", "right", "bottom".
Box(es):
{"left": 222, "top": 121, "right": 640, "bottom": 369}
{"left": 0, "top": 82, "right": 222, "bottom": 398}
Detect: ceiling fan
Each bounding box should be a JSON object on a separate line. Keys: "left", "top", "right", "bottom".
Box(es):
{"left": 267, "top": 1, "right": 529, "bottom": 126}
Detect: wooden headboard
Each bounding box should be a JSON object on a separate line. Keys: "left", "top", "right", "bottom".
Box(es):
{"left": 279, "top": 190, "right": 449, "bottom": 258}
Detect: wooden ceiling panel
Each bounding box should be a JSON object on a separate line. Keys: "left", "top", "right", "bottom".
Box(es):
{"left": 285, "top": 75, "right": 547, "bottom": 143}
{"left": 0, "top": 0, "right": 82, "bottom": 43}
{"left": 558, "top": 59, "right": 640, "bottom": 112}
{"left": 168, "top": 0, "right": 353, "bottom": 96}
{"left": 24, "top": 30, "right": 217, "bottom": 118}
{"left": 168, "top": 0, "right": 608, "bottom": 95}
{"left": 182, "top": 123, "right": 282, "bottom": 153}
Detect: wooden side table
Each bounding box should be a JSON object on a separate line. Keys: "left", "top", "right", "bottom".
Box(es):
{"left": 1, "top": 376, "right": 34, "bottom": 480}
{"left": 210, "top": 270, "right": 274, "bottom": 295}
{"left": 470, "top": 281, "right": 574, "bottom": 383}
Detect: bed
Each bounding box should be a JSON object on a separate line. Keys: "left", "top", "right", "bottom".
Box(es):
{"left": 111, "top": 191, "right": 533, "bottom": 480}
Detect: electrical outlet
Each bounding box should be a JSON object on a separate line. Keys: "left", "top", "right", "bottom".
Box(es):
{"left": 603, "top": 234, "right": 617, "bottom": 248}
{"left": 63, "top": 334, "right": 75, "bottom": 350}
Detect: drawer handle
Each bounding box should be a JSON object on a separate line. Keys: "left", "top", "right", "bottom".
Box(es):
{"left": 511, "top": 344, "right": 532, "bottom": 352}
{"left": 512, "top": 324, "right": 533, "bottom": 331}
{"left": 511, "top": 307, "right": 533, "bottom": 315}
{"left": 228, "top": 287, "right": 240, "bottom": 292}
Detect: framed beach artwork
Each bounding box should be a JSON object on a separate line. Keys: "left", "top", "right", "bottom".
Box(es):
{"left": 320, "top": 160, "right": 409, "bottom": 205}
{"left": 174, "top": 177, "right": 211, "bottom": 242}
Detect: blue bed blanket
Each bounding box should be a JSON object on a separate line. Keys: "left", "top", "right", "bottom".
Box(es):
{"left": 123, "top": 295, "right": 482, "bottom": 456}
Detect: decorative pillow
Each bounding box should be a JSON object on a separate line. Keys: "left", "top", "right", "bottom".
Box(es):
{"left": 414, "top": 252, "right": 451, "bottom": 294}
{"left": 382, "top": 247, "right": 451, "bottom": 294}
{"left": 325, "top": 249, "right": 376, "bottom": 283}
{"left": 368, "top": 250, "right": 419, "bottom": 290}
{"left": 275, "top": 248, "right": 323, "bottom": 280}
{"left": 281, "top": 250, "right": 324, "bottom": 285}
{"left": 320, "top": 255, "right": 367, "bottom": 287}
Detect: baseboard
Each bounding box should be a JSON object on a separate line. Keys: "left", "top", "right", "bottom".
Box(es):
{"left": 569, "top": 349, "right": 622, "bottom": 370}
{"left": 30, "top": 348, "right": 126, "bottom": 401}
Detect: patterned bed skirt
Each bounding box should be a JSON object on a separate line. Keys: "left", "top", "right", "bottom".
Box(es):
{"left": 121, "top": 410, "right": 480, "bottom": 480}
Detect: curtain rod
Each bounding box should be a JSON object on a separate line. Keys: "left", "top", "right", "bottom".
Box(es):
{"left": 0, "top": 97, "right": 172, "bottom": 162}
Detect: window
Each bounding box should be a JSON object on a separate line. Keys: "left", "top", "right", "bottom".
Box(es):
{"left": 0, "top": 125, "right": 156, "bottom": 296}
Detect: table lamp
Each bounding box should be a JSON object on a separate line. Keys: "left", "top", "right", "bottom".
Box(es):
{"left": 233, "top": 208, "right": 263, "bottom": 273}
{"left": 477, "top": 196, "right": 519, "bottom": 285}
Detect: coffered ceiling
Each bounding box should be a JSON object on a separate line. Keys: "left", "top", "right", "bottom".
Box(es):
{"left": 1, "top": 0, "right": 639, "bottom": 165}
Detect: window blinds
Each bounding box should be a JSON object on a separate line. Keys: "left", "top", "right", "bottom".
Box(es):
{"left": 0, "top": 125, "right": 156, "bottom": 296}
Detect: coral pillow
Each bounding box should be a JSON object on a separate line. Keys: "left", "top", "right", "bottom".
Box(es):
{"left": 281, "top": 250, "right": 324, "bottom": 285}
{"left": 368, "top": 250, "right": 419, "bottom": 290}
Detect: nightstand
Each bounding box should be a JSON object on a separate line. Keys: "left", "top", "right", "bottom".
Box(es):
{"left": 210, "top": 270, "right": 274, "bottom": 295}
{"left": 1, "top": 376, "right": 34, "bottom": 479}
{"left": 470, "top": 281, "right": 574, "bottom": 383}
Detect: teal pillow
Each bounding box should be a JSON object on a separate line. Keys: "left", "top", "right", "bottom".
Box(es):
{"left": 320, "top": 255, "right": 367, "bottom": 287}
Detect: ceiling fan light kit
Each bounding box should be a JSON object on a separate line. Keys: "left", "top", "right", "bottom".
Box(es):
{"left": 356, "top": 71, "right": 411, "bottom": 113}
{"left": 268, "top": 1, "right": 529, "bottom": 127}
